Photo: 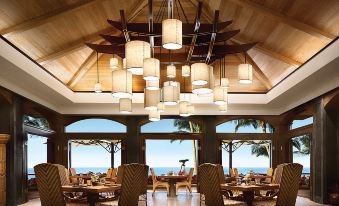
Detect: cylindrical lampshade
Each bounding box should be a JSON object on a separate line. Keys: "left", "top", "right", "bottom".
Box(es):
{"left": 144, "top": 89, "right": 160, "bottom": 111}
{"left": 157, "top": 102, "right": 165, "bottom": 112}
{"left": 187, "top": 104, "right": 195, "bottom": 115}
{"left": 94, "top": 82, "right": 102, "bottom": 93}
{"left": 182, "top": 65, "right": 190, "bottom": 77}
{"left": 149, "top": 110, "right": 160, "bottom": 121}
{"left": 145, "top": 79, "right": 159, "bottom": 90}
{"left": 143, "top": 58, "right": 160, "bottom": 80}
{"left": 125, "top": 40, "right": 151, "bottom": 75}
{"left": 219, "top": 104, "right": 227, "bottom": 113}
{"left": 213, "top": 86, "right": 227, "bottom": 105}
{"left": 179, "top": 101, "right": 190, "bottom": 117}
{"left": 191, "top": 63, "right": 209, "bottom": 85}
{"left": 238, "top": 63, "right": 253, "bottom": 84}
{"left": 110, "top": 57, "right": 119, "bottom": 69}
{"left": 192, "top": 65, "right": 214, "bottom": 94}
{"left": 123, "top": 58, "right": 126, "bottom": 69}
{"left": 221, "top": 78, "right": 229, "bottom": 88}
{"left": 162, "top": 81, "right": 180, "bottom": 105}
{"left": 112, "top": 69, "right": 133, "bottom": 98}
{"left": 162, "top": 19, "right": 182, "bottom": 50}
{"left": 119, "top": 98, "right": 132, "bottom": 114}
{"left": 167, "top": 64, "right": 176, "bottom": 78}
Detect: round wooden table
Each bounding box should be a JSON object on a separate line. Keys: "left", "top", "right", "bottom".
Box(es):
{"left": 62, "top": 184, "right": 121, "bottom": 206}
{"left": 158, "top": 175, "right": 188, "bottom": 197}
{"left": 221, "top": 183, "right": 279, "bottom": 206}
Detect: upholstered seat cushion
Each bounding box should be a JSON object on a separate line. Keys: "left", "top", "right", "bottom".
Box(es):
{"left": 252, "top": 199, "right": 276, "bottom": 206}
{"left": 224, "top": 198, "right": 247, "bottom": 206}
{"left": 97, "top": 200, "right": 118, "bottom": 206}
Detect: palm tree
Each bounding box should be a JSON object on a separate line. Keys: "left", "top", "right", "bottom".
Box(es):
{"left": 233, "top": 119, "right": 274, "bottom": 158}
{"left": 172, "top": 119, "right": 200, "bottom": 174}
{"left": 292, "top": 134, "right": 310, "bottom": 156}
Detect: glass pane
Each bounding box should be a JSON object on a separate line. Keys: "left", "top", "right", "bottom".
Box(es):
{"left": 69, "top": 140, "right": 121, "bottom": 173}
{"left": 65, "top": 119, "right": 126, "bottom": 133}
{"left": 292, "top": 135, "right": 311, "bottom": 174}
{"left": 145, "top": 139, "right": 196, "bottom": 174}
{"left": 141, "top": 119, "right": 201, "bottom": 133}
{"left": 291, "top": 117, "right": 313, "bottom": 130}
{"left": 217, "top": 119, "right": 274, "bottom": 133}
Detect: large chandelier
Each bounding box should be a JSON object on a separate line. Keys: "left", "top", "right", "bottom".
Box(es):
{"left": 145, "top": 79, "right": 159, "bottom": 90}
{"left": 182, "top": 65, "right": 190, "bottom": 77}
{"left": 112, "top": 69, "right": 133, "bottom": 98}
{"left": 149, "top": 110, "right": 160, "bottom": 121}
{"left": 110, "top": 55, "right": 119, "bottom": 69}
{"left": 179, "top": 101, "right": 190, "bottom": 117}
{"left": 125, "top": 40, "right": 151, "bottom": 75}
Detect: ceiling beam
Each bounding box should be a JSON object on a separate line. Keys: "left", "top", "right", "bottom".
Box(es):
{"left": 0, "top": 0, "right": 101, "bottom": 36}
{"left": 127, "top": 0, "right": 148, "bottom": 22}
{"left": 186, "top": 1, "right": 203, "bottom": 63}
{"left": 227, "top": 0, "right": 336, "bottom": 41}
{"left": 67, "top": 44, "right": 104, "bottom": 88}
{"left": 236, "top": 53, "right": 272, "bottom": 90}
{"left": 205, "top": 10, "right": 219, "bottom": 64}
{"left": 231, "top": 37, "right": 302, "bottom": 66}
{"left": 36, "top": 28, "right": 115, "bottom": 64}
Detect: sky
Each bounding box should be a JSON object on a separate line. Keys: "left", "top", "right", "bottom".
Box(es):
{"left": 27, "top": 117, "right": 312, "bottom": 170}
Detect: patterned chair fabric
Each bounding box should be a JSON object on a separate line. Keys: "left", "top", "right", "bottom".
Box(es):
{"left": 34, "top": 163, "right": 67, "bottom": 206}
{"left": 118, "top": 163, "right": 149, "bottom": 206}
{"left": 265, "top": 168, "right": 273, "bottom": 183}
{"left": 116, "top": 165, "right": 124, "bottom": 184}
{"left": 254, "top": 163, "right": 303, "bottom": 206}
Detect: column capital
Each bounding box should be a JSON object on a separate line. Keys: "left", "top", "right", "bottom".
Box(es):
{"left": 0, "top": 134, "right": 10, "bottom": 144}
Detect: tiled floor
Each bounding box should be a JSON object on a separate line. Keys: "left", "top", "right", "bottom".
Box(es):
{"left": 20, "top": 191, "right": 329, "bottom": 206}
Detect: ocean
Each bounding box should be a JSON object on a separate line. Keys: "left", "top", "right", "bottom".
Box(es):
{"left": 28, "top": 166, "right": 310, "bottom": 179}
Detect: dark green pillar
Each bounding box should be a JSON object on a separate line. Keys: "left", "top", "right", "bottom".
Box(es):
{"left": 202, "top": 116, "right": 217, "bottom": 164}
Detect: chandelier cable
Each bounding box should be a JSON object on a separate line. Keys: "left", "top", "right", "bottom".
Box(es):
{"left": 96, "top": 52, "right": 99, "bottom": 83}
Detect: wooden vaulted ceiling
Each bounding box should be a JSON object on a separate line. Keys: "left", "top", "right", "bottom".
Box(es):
{"left": 0, "top": 0, "right": 338, "bottom": 93}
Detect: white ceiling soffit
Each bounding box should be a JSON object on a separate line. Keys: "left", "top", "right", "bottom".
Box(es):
{"left": 0, "top": 38, "right": 338, "bottom": 115}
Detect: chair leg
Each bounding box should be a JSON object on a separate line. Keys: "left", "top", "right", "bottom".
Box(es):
{"left": 152, "top": 186, "right": 156, "bottom": 196}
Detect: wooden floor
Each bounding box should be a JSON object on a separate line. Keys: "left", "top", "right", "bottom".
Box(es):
{"left": 20, "top": 190, "right": 329, "bottom": 206}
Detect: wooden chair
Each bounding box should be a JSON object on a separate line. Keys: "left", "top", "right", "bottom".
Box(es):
{"left": 34, "top": 163, "right": 86, "bottom": 206}
{"left": 150, "top": 168, "right": 169, "bottom": 196}
{"left": 105, "top": 168, "right": 117, "bottom": 183}
{"left": 69, "top": 168, "right": 78, "bottom": 184}
{"left": 253, "top": 163, "right": 303, "bottom": 206}
{"left": 199, "top": 163, "right": 246, "bottom": 206}
{"left": 99, "top": 164, "right": 149, "bottom": 206}
{"left": 229, "top": 168, "right": 235, "bottom": 178}
{"left": 176, "top": 168, "right": 194, "bottom": 194}
{"left": 233, "top": 168, "right": 239, "bottom": 178}
{"left": 264, "top": 168, "right": 273, "bottom": 183}
{"left": 139, "top": 165, "right": 149, "bottom": 205}
{"left": 116, "top": 165, "right": 124, "bottom": 184}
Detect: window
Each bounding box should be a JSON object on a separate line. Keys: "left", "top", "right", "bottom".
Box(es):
{"left": 290, "top": 117, "right": 313, "bottom": 130}
{"left": 69, "top": 140, "right": 121, "bottom": 173}
{"left": 217, "top": 119, "right": 274, "bottom": 133}
{"left": 292, "top": 135, "right": 311, "bottom": 174}
{"left": 141, "top": 119, "right": 201, "bottom": 133}
{"left": 27, "top": 134, "right": 47, "bottom": 189}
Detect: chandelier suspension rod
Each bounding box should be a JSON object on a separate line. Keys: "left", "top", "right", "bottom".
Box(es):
{"left": 168, "top": 0, "right": 174, "bottom": 19}
{"left": 178, "top": 0, "right": 189, "bottom": 24}
{"left": 96, "top": 52, "right": 99, "bottom": 83}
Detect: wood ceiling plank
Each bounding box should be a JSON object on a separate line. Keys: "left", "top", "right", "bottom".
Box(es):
{"left": 37, "top": 28, "right": 115, "bottom": 64}
{"left": 231, "top": 37, "right": 302, "bottom": 66}
{"left": 0, "top": 0, "right": 102, "bottom": 36}
{"left": 227, "top": 0, "right": 336, "bottom": 41}
{"left": 67, "top": 42, "right": 105, "bottom": 88}
{"left": 127, "top": 0, "right": 148, "bottom": 22}
{"left": 236, "top": 53, "right": 272, "bottom": 90}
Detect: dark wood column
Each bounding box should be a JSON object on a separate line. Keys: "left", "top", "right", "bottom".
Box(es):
{"left": 272, "top": 122, "right": 290, "bottom": 168}
{"left": 4, "top": 95, "right": 26, "bottom": 205}
{"left": 124, "top": 117, "right": 141, "bottom": 163}
{"left": 50, "top": 114, "right": 67, "bottom": 167}
{"left": 202, "top": 116, "right": 218, "bottom": 164}
{"left": 312, "top": 98, "right": 338, "bottom": 203}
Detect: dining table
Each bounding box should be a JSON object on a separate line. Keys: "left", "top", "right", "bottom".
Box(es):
{"left": 221, "top": 183, "right": 279, "bottom": 206}
{"left": 62, "top": 184, "right": 121, "bottom": 206}
{"left": 158, "top": 174, "right": 188, "bottom": 197}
